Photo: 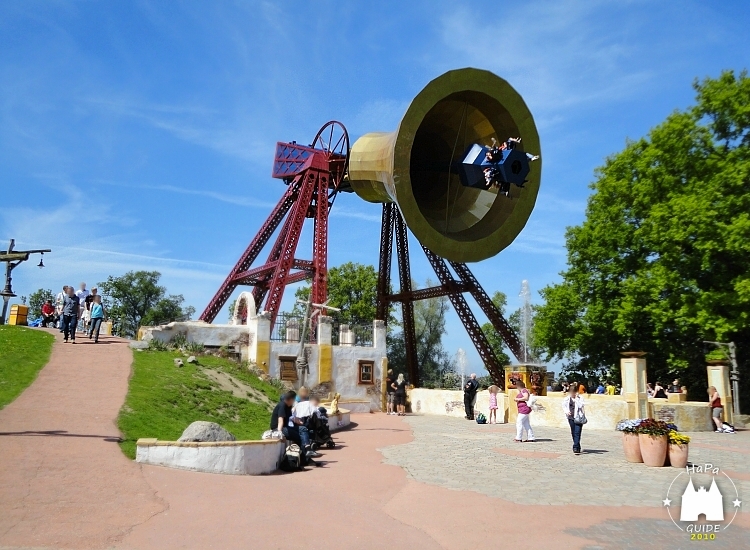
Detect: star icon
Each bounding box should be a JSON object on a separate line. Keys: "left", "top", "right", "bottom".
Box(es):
{"left": 733, "top": 499, "right": 742, "bottom": 508}
{"left": 663, "top": 498, "right": 672, "bottom": 507}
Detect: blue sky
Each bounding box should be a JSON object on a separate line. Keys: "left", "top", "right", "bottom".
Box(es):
{"left": 2, "top": 1, "right": 749, "bottom": 374}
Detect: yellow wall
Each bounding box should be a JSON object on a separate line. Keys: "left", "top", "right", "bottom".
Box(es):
{"left": 318, "top": 343, "right": 332, "bottom": 383}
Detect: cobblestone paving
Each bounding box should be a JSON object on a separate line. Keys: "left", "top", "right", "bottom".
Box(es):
{"left": 573, "top": 518, "right": 748, "bottom": 549}
{"left": 380, "top": 415, "right": 750, "bottom": 510}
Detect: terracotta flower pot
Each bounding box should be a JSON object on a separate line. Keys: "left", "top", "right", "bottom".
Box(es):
{"left": 669, "top": 443, "right": 689, "bottom": 468}
{"left": 622, "top": 432, "right": 643, "bottom": 463}
{"left": 639, "top": 433, "right": 668, "bottom": 467}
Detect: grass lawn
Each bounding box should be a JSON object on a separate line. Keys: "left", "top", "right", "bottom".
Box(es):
{"left": 118, "top": 350, "right": 282, "bottom": 459}
{"left": 0, "top": 326, "right": 55, "bottom": 410}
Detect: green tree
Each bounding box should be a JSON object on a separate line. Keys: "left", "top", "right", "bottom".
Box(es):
{"left": 388, "top": 279, "right": 455, "bottom": 387}
{"left": 98, "top": 271, "right": 194, "bottom": 338}
{"left": 480, "top": 291, "right": 511, "bottom": 368}
{"left": 534, "top": 70, "right": 750, "bottom": 405}
{"left": 28, "top": 288, "right": 54, "bottom": 318}
{"left": 292, "top": 262, "right": 395, "bottom": 326}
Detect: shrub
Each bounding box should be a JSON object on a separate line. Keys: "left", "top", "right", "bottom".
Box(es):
{"left": 147, "top": 339, "right": 169, "bottom": 352}
{"left": 185, "top": 341, "right": 205, "bottom": 354}
{"left": 170, "top": 333, "right": 188, "bottom": 349}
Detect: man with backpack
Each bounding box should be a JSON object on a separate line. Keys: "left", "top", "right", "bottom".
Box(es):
{"left": 464, "top": 373, "right": 479, "bottom": 420}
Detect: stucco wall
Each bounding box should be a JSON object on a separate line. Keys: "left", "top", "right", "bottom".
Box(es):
{"left": 408, "top": 389, "right": 715, "bottom": 432}
{"left": 408, "top": 388, "right": 508, "bottom": 421}
{"left": 135, "top": 439, "right": 285, "bottom": 475}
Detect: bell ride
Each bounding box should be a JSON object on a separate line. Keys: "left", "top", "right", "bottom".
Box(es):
{"left": 200, "top": 68, "right": 541, "bottom": 387}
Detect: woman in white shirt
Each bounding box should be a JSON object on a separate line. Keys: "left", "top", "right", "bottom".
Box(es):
{"left": 562, "top": 385, "right": 585, "bottom": 455}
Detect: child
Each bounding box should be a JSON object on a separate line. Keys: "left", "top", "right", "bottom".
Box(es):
{"left": 488, "top": 385, "right": 500, "bottom": 424}
{"left": 88, "top": 295, "right": 105, "bottom": 343}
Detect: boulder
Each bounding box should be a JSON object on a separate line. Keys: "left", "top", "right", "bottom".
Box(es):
{"left": 187, "top": 355, "right": 197, "bottom": 364}
{"left": 178, "top": 421, "right": 236, "bottom": 443}
{"left": 129, "top": 341, "right": 149, "bottom": 350}
{"left": 174, "top": 358, "right": 184, "bottom": 368}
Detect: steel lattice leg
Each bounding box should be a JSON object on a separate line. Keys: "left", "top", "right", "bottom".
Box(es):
{"left": 450, "top": 261, "right": 526, "bottom": 363}
{"left": 376, "top": 203, "right": 394, "bottom": 322}
{"left": 394, "top": 210, "right": 419, "bottom": 387}
{"left": 422, "top": 246, "right": 505, "bottom": 387}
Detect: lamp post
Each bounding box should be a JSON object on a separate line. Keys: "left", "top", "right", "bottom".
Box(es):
{"left": 704, "top": 340, "right": 741, "bottom": 417}
{"left": 0, "top": 239, "right": 51, "bottom": 325}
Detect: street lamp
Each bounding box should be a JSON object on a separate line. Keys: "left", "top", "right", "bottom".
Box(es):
{"left": 0, "top": 239, "right": 51, "bottom": 325}
{"left": 704, "top": 340, "right": 741, "bottom": 417}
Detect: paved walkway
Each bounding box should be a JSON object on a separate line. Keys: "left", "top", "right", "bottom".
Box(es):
{"left": 1, "top": 331, "right": 748, "bottom": 549}
{"left": 0, "top": 329, "right": 165, "bottom": 549}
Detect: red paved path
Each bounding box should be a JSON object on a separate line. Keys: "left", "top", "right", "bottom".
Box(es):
{"left": 1, "top": 330, "right": 746, "bottom": 549}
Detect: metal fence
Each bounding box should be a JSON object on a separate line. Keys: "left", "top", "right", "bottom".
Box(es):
{"left": 335, "top": 323, "right": 374, "bottom": 347}
{"left": 270, "top": 313, "right": 316, "bottom": 343}
{"left": 270, "top": 314, "right": 374, "bottom": 347}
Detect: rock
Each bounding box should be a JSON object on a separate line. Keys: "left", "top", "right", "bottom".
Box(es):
{"left": 174, "top": 358, "right": 184, "bottom": 367}
{"left": 735, "top": 414, "right": 750, "bottom": 428}
{"left": 129, "top": 341, "right": 149, "bottom": 350}
{"left": 178, "top": 421, "right": 236, "bottom": 442}
{"left": 187, "top": 355, "right": 197, "bottom": 364}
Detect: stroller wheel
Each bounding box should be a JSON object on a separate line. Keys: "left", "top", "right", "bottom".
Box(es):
{"left": 310, "top": 442, "right": 319, "bottom": 451}
{"left": 326, "top": 441, "right": 335, "bottom": 449}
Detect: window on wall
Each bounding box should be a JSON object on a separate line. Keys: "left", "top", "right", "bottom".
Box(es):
{"left": 280, "top": 357, "right": 298, "bottom": 382}
{"left": 358, "top": 360, "right": 374, "bottom": 385}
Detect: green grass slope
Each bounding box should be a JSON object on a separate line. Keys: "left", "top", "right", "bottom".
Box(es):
{"left": 118, "top": 350, "right": 281, "bottom": 459}
{"left": 0, "top": 326, "right": 55, "bottom": 410}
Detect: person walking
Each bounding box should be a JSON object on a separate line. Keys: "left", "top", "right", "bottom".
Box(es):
{"left": 463, "top": 373, "right": 479, "bottom": 420}
{"left": 562, "top": 385, "right": 586, "bottom": 454}
{"left": 513, "top": 380, "right": 535, "bottom": 442}
{"left": 87, "top": 295, "right": 105, "bottom": 343}
{"left": 55, "top": 285, "right": 68, "bottom": 331}
{"left": 75, "top": 282, "right": 90, "bottom": 333}
{"left": 708, "top": 386, "right": 724, "bottom": 432}
{"left": 392, "top": 374, "right": 407, "bottom": 416}
{"left": 61, "top": 287, "right": 80, "bottom": 343}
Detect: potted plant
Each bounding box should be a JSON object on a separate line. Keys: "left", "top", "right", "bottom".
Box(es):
{"left": 668, "top": 430, "right": 690, "bottom": 468}
{"left": 616, "top": 419, "right": 643, "bottom": 463}
{"left": 637, "top": 418, "right": 671, "bottom": 467}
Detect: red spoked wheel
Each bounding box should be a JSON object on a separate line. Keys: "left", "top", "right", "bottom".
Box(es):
{"left": 312, "top": 121, "right": 349, "bottom": 191}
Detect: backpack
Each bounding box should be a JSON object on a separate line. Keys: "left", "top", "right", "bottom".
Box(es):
{"left": 475, "top": 412, "right": 487, "bottom": 424}
{"left": 280, "top": 443, "right": 303, "bottom": 471}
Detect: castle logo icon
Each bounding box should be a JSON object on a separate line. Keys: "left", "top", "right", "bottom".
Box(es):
{"left": 680, "top": 476, "right": 724, "bottom": 522}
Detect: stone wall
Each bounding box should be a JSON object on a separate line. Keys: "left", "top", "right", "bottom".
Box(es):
{"left": 135, "top": 438, "right": 285, "bottom": 475}
{"left": 407, "top": 389, "right": 715, "bottom": 431}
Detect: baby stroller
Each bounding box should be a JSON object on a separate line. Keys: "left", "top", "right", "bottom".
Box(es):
{"left": 307, "top": 409, "right": 335, "bottom": 450}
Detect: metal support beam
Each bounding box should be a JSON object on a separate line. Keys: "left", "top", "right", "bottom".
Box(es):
{"left": 449, "top": 261, "right": 526, "bottom": 363}
{"left": 387, "top": 282, "right": 471, "bottom": 302}
{"left": 376, "top": 203, "right": 394, "bottom": 322}
{"left": 423, "top": 247, "right": 505, "bottom": 386}
{"left": 394, "top": 210, "right": 419, "bottom": 387}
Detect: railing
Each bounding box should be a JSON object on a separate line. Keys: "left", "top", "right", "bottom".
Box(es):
{"left": 270, "top": 313, "right": 316, "bottom": 343}
{"left": 335, "top": 323, "right": 373, "bottom": 347}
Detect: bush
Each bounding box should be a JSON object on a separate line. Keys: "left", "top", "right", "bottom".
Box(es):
{"left": 185, "top": 341, "right": 205, "bottom": 354}
{"left": 147, "top": 339, "right": 169, "bottom": 352}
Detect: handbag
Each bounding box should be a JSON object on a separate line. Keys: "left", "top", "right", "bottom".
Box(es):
{"left": 574, "top": 410, "right": 588, "bottom": 425}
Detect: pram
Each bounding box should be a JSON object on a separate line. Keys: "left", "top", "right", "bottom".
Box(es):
{"left": 306, "top": 409, "right": 335, "bottom": 450}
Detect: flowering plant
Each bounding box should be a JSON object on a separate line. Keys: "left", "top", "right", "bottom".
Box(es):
{"left": 616, "top": 419, "right": 642, "bottom": 433}
{"left": 636, "top": 418, "right": 671, "bottom": 436}
{"left": 668, "top": 430, "right": 691, "bottom": 445}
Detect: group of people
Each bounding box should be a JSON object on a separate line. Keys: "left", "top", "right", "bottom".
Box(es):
{"left": 270, "top": 387, "right": 325, "bottom": 467}
{"left": 44, "top": 282, "right": 106, "bottom": 343}
{"left": 647, "top": 379, "right": 687, "bottom": 399}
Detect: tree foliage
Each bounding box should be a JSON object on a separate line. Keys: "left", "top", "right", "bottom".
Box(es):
{"left": 28, "top": 288, "right": 54, "bottom": 318}
{"left": 480, "top": 291, "right": 511, "bottom": 368}
{"left": 98, "top": 271, "right": 194, "bottom": 338}
{"left": 388, "top": 279, "right": 455, "bottom": 387}
{"left": 535, "top": 70, "right": 750, "bottom": 403}
{"left": 293, "top": 262, "right": 395, "bottom": 326}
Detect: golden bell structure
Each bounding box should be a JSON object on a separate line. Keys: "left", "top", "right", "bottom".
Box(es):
{"left": 348, "top": 68, "right": 541, "bottom": 263}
